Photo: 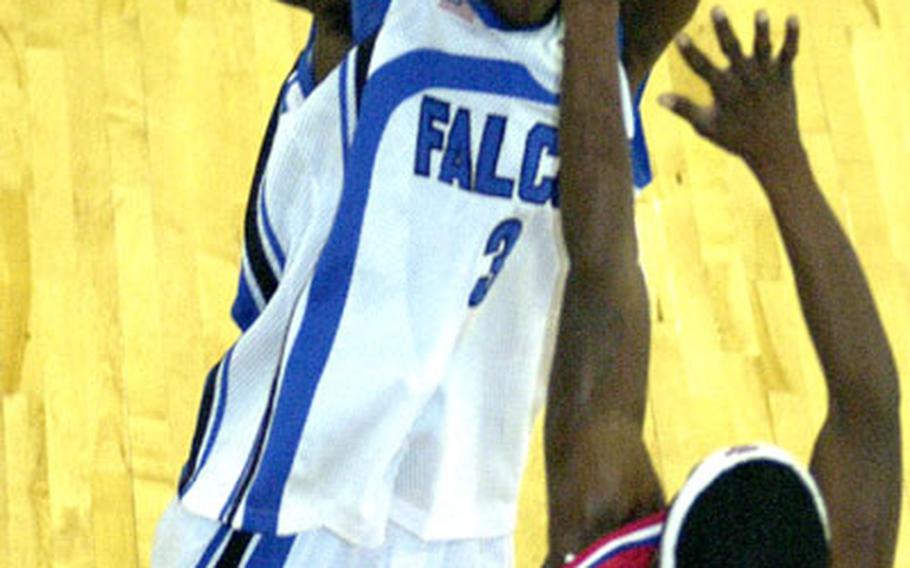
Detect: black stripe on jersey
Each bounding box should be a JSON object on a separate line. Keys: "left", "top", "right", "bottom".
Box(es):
{"left": 178, "top": 361, "right": 220, "bottom": 495}
{"left": 242, "top": 103, "right": 281, "bottom": 304}
{"left": 241, "top": 52, "right": 302, "bottom": 305}
{"left": 354, "top": 32, "right": 378, "bottom": 113}
{"left": 214, "top": 531, "right": 255, "bottom": 568}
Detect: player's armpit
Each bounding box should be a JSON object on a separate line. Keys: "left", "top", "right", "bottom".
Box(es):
{"left": 620, "top": 0, "right": 700, "bottom": 91}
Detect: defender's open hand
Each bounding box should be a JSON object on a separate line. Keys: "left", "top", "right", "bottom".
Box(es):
{"left": 659, "top": 7, "right": 801, "bottom": 165}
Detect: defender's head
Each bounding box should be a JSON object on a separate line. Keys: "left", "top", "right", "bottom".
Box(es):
{"left": 660, "top": 445, "right": 830, "bottom": 567}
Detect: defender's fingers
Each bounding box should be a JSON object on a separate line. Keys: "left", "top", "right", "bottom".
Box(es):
{"left": 676, "top": 35, "right": 723, "bottom": 85}
{"left": 778, "top": 16, "right": 801, "bottom": 70}
{"left": 712, "top": 7, "right": 745, "bottom": 68}
{"left": 658, "top": 94, "right": 715, "bottom": 137}
{"left": 754, "top": 10, "right": 772, "bottom": 64}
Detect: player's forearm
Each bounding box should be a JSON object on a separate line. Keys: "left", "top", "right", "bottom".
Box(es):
{"left": 544, "top": 270, "right": 659, "bottom": 556}
{"left": 810, "top": 418, "right": 901, "bottom": 567}
{"left": 620, "top": 0, "right": 700, "bottom": 90}
{"left": 749, "top": 146, "right": 901, "bottom": 566}
{"left": 546, "top": 3, "right": 660, "bottom": 561}
{"left": 749, "top": 147, "right": 900, "bottom": 423}
{"left": 556, "top": 0, "right": 644, "bottom": 428}
{"left": 560, "top": 0, "right": 637, "bottom": 275}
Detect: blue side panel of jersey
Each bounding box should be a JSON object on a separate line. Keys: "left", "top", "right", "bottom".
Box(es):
{"left": 240, "top": 51, "right": 558, "bottom": 533}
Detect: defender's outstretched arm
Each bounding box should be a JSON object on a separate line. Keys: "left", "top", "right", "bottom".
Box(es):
{"left": 545, "top": 1, "right": 663, "bottom": 565}
{"left": 662, "top": 10, "right": 901, "bottom": 566}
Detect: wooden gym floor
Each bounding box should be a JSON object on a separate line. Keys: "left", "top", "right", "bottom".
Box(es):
{"left": 0, "top": 0, "right": 908, "bottom": 565}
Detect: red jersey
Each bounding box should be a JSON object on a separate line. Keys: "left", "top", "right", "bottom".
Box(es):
{"left": 565, "top": 512, "right": 666, "bottom": 568}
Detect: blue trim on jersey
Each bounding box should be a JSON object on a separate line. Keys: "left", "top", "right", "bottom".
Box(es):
{"left": 258, "top": 181, "right": 287, "bottom": 271}
{"left": 230, "top": 270, "right": 259, "bottom": 331}
{"left": 339, "top": 55, "right": 351, "bottom": 170}
{"left": 279, "top": 27, "right": 317, "bottom": 114}
{"left": 240, "top": 50, "right": 558, "bottom": 532}
{"left": 630, "top": 76, "right": 653, "bottom": 190}
{"left": 246, "top": 534, "right": 296, "bottom": 566}
{"left": 467, "top": 0, "right": 558, "bottom": 31}
{"left": 184, "top": 348, "right": 235, "bottom": 494}
{"left": 279, "top": 83, "right": 294, "bottom": 116}
{"left": 296, "top": 23, "right": 317, "bottom": 97}
{"left": 294, "top": 23, "right": 318, "bottom": 97}
{"left": 589, "top": 535, "right": 661, "bottom": 567}
{"left": 618, "top": 20, "right": 654, "bottom": 190}
{"left": 195, "top": 525, "right": 230, "bottom": 568}
{"left": 351, "top": 0, "right": 391, "bottom": 44}
{"left": 179, "top": 361, "right": 222, "bottom": 496}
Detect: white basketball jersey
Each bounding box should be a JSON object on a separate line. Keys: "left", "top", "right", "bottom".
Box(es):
{"left": 178, "top": 0, "right": 638, "bottom": 547}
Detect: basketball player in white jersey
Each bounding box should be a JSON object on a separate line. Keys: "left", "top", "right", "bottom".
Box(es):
{"left": 151, "top": 1, "right": 700, "bottom": 566}
{"left": 545, "top": 8, "right": 901, "bottom": 566}
{"left": 231, "top": 0, "right": 706, "bottom": 340}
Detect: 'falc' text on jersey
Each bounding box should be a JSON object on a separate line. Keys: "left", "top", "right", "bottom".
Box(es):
{"left": 414, "top": 95, "right": 560, "bottom": 207}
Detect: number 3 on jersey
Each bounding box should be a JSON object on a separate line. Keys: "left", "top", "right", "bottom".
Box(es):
{"left": 469, "top": 218, "right": 523, "bottom": 307}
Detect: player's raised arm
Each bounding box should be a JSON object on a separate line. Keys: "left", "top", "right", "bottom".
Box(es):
{"left": 544, "top": 1, "right": 663, "bottom": 564}
{"left": 661, "top": 9, "right": 902, "bottom": 566}
{"left": 620, "top": 0, "right": 700, "bottom": 92}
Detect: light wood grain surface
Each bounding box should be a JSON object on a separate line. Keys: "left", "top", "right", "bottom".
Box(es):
{"left": 1, "top": 0, "right": 907, "bottom": 566}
